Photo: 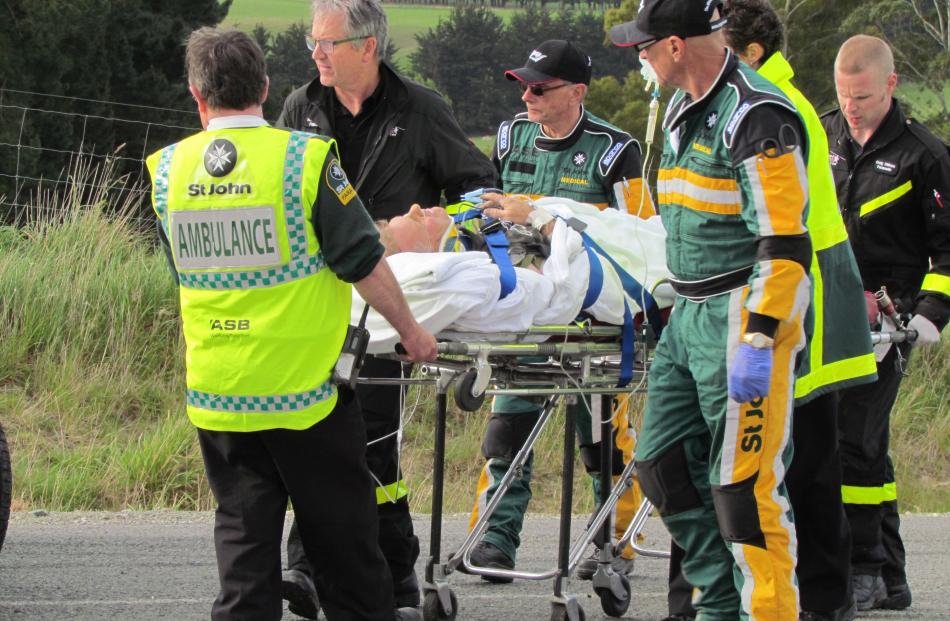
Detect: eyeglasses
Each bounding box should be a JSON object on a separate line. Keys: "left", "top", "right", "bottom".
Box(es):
{"left": 519, "top": 82, "right": 572, "bottom": 97}
{"left": 305, "top": 34, "right": 368, "bottom": 54}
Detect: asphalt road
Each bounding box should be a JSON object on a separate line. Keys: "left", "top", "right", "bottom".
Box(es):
{"left": 1, "top": 511, "right": 947, "bottom": 620}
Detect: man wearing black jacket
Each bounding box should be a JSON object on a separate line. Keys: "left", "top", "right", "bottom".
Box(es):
{"left": 276, "top": 0, "right": 497, "bottom": 618}
{"left": 822, "top": 34, "right": 950, "bottom": 613}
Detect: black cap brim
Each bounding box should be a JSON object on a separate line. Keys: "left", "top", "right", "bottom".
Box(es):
{"left": 504, "top": 67, "right": 554, "bottom": 83}
{"left": 608, "top": 21, "right": 655, "bottom": 48}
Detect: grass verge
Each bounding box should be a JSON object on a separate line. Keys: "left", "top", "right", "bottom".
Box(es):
{"left": 2, "top": 171, "right": 948, "bottom": 514}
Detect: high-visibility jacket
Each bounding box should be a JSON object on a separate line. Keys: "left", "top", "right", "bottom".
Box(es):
{"left": 146, "top": 127, "right": 350, "bottom": 432}
{"left": 758, "top": 52, "right": 877, "bottom": 402}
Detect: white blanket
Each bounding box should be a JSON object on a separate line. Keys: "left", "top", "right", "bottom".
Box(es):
{"left": 355, "top": 198, "right": 673, "bottom": 353}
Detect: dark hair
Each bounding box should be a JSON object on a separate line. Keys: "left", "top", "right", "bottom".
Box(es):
{"left": 185, "top": 28, "right": 267, "bottom": 110}
{"left": 722, "top": 0, "right": 785, "bottom": 65}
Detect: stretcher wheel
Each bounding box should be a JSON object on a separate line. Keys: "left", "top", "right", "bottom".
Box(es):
{"left": 454, "top": 369, "right": 486, "bottom": 412}
{"left": 596, "top": 573, "right": 631, "bottom": 617}
{"left": 550, "top": 603, "right": 585, "bottom": 621}
{"left": 423, "top": 589, "right": 458, "bottom": 621}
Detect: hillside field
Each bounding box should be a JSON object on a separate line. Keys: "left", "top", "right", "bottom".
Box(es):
{"left": 223, "top": 1, "right": 517, "bottom": 62}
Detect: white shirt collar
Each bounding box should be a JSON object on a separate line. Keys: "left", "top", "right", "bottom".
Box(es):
{"left": 207, "top": 115, "right": 270, "bottom": 130}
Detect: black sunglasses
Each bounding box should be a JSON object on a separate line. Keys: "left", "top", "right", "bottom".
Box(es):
{"left": 519, "top": 82, "right": 572, "bottom": 97}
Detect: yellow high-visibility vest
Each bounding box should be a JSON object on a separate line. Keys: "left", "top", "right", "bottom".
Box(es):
{"left": 147, "top": 126, "right": 350, "bottom": 431}
{"left": 759, "top": 52, "right": 877, "bottom": 400}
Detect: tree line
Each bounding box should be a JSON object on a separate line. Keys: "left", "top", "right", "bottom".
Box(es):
{"left": 2, "top": 0, "right": 946, "bottom": 224}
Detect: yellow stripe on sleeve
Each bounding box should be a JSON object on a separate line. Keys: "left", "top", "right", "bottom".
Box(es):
{"left": 859, "top": 180, "right": 913, "bottom": 218}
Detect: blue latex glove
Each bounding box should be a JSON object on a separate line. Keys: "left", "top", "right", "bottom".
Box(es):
{"left": 460, "top": 187, "right": 503, "bottom": 205}
{"left": 728, "top": 343, "right": 773, "bottom": 403}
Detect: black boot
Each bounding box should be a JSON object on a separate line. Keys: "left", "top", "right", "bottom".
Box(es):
{"left": 281, "top": 568, "right": 320, "bottom": 620}
{"left": 460, "top": 541, "right": 514, "bottom": 584}
{"left": 851, "top": 574, "right": 886, "bottom": 611}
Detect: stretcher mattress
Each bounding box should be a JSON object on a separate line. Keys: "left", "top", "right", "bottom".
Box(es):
{"left": 355, "top": 198, "right": 674, "bottom": 353}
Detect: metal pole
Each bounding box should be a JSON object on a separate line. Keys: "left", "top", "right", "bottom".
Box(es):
{"left": 598, "top": 395, "right": 612, "bottom": 552}
{"left": 555, "top": 398, "right": 576, "bottom": 596}
{"left": 426, "top": 389, "right": 448, "bottom": 582}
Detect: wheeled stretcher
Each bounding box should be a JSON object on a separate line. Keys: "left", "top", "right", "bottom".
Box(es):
{"left": 361, "top": 321, "right": 670, "bottom": 621}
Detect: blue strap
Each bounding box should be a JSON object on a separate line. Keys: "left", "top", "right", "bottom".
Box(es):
{"left": 452, "top": 208, "right": 483, "bottom": 225}
{"left": 579, "top": 232, "right": 664, "bottom": 336}
{"left": 484, "top": 226, "right": 517, "bottom": 299}
{"left": 580, "top": 235, "right": 604, "bottom": 310}
{"left": 619, "top": 300, "right": 635, "bottom": 387}
{"left": 453, "top": 205, "right": 516, "bottom": 299}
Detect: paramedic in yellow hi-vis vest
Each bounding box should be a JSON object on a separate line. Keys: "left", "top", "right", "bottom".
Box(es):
{"left": 610, "top": 0, "right": 812, "bottom": 618}
{"left": 146, "top": 28, "right": 435, "bottom": 621}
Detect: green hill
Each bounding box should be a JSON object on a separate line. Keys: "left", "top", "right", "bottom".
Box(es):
{"left": 223, "top": 1, "right": 516, "bottom": 63}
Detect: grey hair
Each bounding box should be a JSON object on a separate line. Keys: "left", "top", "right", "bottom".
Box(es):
{"left": 311, "top": 0, "right": 389, "bottom": 60}
{"left": 185, "top": 28, "right": 267, "bottom": 110}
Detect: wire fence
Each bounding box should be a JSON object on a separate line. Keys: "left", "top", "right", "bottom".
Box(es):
{"left": 0, "top": 88, "right": 200, "bottom": 226}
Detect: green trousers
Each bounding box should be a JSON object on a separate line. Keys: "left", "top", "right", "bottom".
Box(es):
{"left": 637, "top": 291, "right": 802, "bottom": 620}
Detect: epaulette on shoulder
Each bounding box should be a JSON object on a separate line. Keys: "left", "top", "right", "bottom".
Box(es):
{"left": 904, "top": 117, "right": 950, "bottom": 161}
{"left": 583, "top": 116, "right": 636, "bottom": 176}
{"left": 722, "top": 69, "right": 799, "bottom": 149}
{"left": 495, "top": 113, "right": 531, "bottom": 160}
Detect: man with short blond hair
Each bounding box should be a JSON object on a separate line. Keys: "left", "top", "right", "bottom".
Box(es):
{"left": 823, "top": 34, "right": 950, "bottom": 612}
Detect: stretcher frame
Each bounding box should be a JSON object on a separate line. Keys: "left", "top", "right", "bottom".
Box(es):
{"left": 362, "top": 321, "right": 668, "bottom": 621}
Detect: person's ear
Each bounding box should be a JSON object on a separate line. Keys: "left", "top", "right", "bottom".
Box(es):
{"left": 363, "top": 36, "right": 378, "bottom": 63}
{"left": 745, "top": 42, "right": 765, "bottom": 68}
{"left": 189, "top": 84, "right": 207, "bottom": 114}
{"left": 669, "top": 36, "right": 686, "bottom": 61}
{"left": 260, "top": 76, "right": 270, "bottom": 106}
{"left": 885, "top": 71, "right": 898, "bottom": 96}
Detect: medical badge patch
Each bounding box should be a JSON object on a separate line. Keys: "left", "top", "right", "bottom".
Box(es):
{"left": 705, "top": 112, "right": 718, "bottom": 129}
{"left": 326, "top": 159, "right": 356, "bottom": 205}
{"left": 572, "top": 151, "right": 587, "bottom": 166}
{"left": 204, "top": 139, "right": 237, "bottom": 177}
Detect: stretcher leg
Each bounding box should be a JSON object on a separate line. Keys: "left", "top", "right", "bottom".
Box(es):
{"left": 551, "top": 394, "right": 584, "bottom": 621}
{"left": 451, "top": 396, "right": 561, "bottom": 581}
{"left": 423, "top": 376, "right": 458, "bottom": 621}
{"left": 589, "top": 396, "right": 632, "bottom": 617}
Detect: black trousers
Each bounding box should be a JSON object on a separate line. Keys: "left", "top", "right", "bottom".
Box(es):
{"left": 288, "top": 357, "right": 420, "bottom": 594}
{"left": 667, "top": 392, "right": 853, "bottom": 616}
{"left": 838, "top": 345, "right": 908, "bottom": 582}
{"left": 198, "top": 389, "right": 394, "bottom": 621}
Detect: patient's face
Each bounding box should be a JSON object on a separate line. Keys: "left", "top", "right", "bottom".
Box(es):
{"left": 388, "top": 205, "right": 451, "bottom": 253}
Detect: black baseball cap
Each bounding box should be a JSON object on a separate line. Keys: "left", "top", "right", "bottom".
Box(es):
{"left": 505, "top": 40, "right": 592, "bottom": 85}
{"left": 609, "top": 0, "right": 725, "bottom": 50}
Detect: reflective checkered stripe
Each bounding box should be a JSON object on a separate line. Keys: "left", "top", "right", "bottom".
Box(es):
{"left": 146, "top": 127, "right": 350, "bottom": 432}
{"left": 187, "top": 383, "right": 335, "bottom": 414}
{"left": 177, "top": 254, "right": 326, "bottom": 289}
{"left": 174, "top": 131, "right": 324, "bottom": 291}
{"left": 151, "top": 144, "right": 176, "bottom": 236}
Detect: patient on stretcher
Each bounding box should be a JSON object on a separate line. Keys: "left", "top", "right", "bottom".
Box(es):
{"left": 355, "top": 196, "right": 673, "bottom": 353}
